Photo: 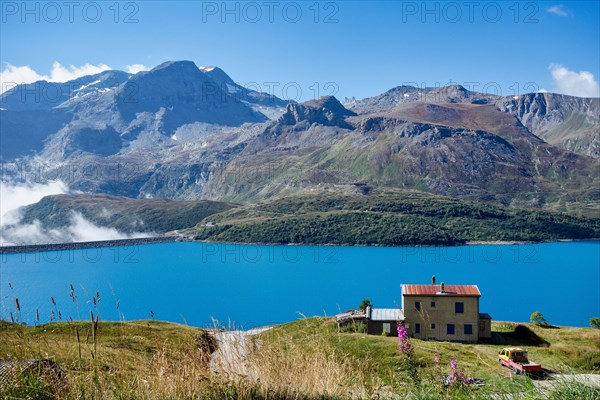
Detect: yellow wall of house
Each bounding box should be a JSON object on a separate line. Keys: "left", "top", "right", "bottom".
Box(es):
{"left": 402, "top": 295, "right": 479, "bottom": 342}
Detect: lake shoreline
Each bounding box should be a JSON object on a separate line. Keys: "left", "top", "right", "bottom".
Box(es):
{"left": 194, "top": 237, "right": 600, "bottom": 248}
{"left": 1, "top": 236, "right": 598, "bottom": 254}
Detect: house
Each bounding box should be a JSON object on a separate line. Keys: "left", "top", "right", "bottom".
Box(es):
{"left": 336, "top": 277, "right": 492, "bottom": 342}
{"left": 401, "top": 277, "right": 492, "bottom": 343}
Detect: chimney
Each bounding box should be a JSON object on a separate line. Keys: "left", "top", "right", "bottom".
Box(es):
{"left": 432, "top": 275, "right": 436, "bottom": 285}
{"left": 440, "top": 282, "right": 445, "bottom": 293}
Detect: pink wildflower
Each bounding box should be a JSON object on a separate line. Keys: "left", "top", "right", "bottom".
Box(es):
{"left": 448, "top": 359, "right": 462, "bottom": 386}
{"left": 450, "top": 359, "right": 458, "bottom": 369}
{"left": 397, "top": 324, "right": 412, "bottom": 352}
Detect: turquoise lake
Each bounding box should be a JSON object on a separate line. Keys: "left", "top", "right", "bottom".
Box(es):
{"left": 1, "top": 241, "right": 598, "bottom": 328}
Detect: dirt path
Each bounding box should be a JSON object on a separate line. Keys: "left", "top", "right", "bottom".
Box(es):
{"left": 208, "top": 327, "right": 272, "bottom": 379}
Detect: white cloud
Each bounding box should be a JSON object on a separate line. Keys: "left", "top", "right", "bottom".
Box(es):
{"left": 0, "top": 180, "right": 69, "bottom": 226}
{"left": 537, "top": 88, "right": 549, "bottom": 93}
{"left": 126, "top": 64, "right": 149, "bottom": 74}
{"left": 547, "top": 5, "right": 570, "bottom": 17}
{"left": 0, "top": 62, "right": 112, "bottom": 93}
{"left": 1, "top": 220, "right": 60, "bottom": 245}
{"left": 0, "top": 212, "right": 150, "bottom": 245}
{"left": 0, "top": 65, "right": 46, "bottom": 91}
{"left": 0, "top": 180, "right": 69, "bottom": 245}
{"left": 67, "top": 212, "right": 149, "bottom": 242}
{"left": 0, "top": 180, "right": 149, "bottom": 245}
{"left": 549, "top": 64, "right": 600, "bottom": 98}
{"left": 48, "top": 62, "right": 112, "bottom": 82}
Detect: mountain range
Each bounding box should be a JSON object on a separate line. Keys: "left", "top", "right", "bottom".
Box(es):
{"left": 1, "top": 60, "right": 599, "bottom": 237}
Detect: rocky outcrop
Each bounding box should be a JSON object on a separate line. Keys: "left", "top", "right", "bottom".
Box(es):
{"left": 278, "top": 96, "right": 356, "bottom": 129}
{"left": 496, "top": 93, "right": 600, "bottom": 157}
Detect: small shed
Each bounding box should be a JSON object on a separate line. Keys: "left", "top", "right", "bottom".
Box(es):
{"left": 478, "top": 313, "right": 492, "bottom": 339}
{"left": 366, "top": 307, "right": 404, "bottom": 336}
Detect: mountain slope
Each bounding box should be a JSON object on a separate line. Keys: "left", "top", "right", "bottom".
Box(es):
{"left": 0, "top": 70, "right": 131, "bottom": 112}
{"left": 200, "top": 65, "right": 289, "bottom": 110}
{"left": 495, "top": 92, "right": 600, "bottom": 158}
{"left": 347, "top": 86, "right": 599, "bottom": 158}
{"left": 202, "top": 95, "right": 598, "bottom": 212}
{"left": 19, "top": 193, "right": 237, "bottom": 233}
{"left": 0, "top": 70, "right": 132, "bottom": 159}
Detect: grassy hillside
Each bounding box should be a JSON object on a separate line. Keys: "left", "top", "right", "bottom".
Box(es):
{"left": 255, "top": 318, "right": 600, "bottom": 398}
{"left": 193, "top": 190, "right": 600, "bottom": 246}
{"left": 20, "top": 193, "right": 237, "bottom": 234}
{"left": 0, "top": 318, "right": 598, "bottom": 399}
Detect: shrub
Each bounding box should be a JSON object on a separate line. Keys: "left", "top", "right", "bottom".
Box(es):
{"left": 339, "top": 321, "right": 366, "bottom": 334}
{"left": 530, "top": 311, "right": 549, "bottom": 326}
{"left": 359, "top": 298, "right": 372, "bottom": 311}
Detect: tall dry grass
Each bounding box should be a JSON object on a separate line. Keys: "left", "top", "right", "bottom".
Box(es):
{"left": 244, "top": 319, "right": 380, "bottom": 398}
{"left": 1, "top": 318, "right": 361, "bottom": 399}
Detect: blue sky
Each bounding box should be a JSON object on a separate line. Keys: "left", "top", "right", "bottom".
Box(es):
{"left": 1, "top": 1, "right": 599, "bottom": 100}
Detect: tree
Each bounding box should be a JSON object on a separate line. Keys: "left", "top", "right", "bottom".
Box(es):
{"left": 530, "top": 311, "right": 548, "bottom": 326}
{"left": 590, "top": 318, "right": 600, "bottom": 329}
{"left": 359, "top": 298, "right": 373, "bottom": 311}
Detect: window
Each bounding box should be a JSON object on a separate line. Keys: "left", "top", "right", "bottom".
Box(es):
{"left": 455, "top": 302, "right": 464, "bottom": 313}
{"left": 383, "top": 323, "right": 391, "bottom": 334}
{"left": 447, "top": 324, "right": 455, "bottom": 335}
{"left": 464, "top": 324, "right": 473, "bottom": 335}
{"left": 415, "top": 301, "right": 421, "bottom": 311}
{"left": 415, "top": 323, "right": 420, "bottom": 334}
{"left": 430, "top": 301, "right": 436, "bottom": 308}
{"left": 431, "top": 323, "right": 436, "bottom": 329}
{"left": 480, "top": 321, "right": 486, "bottom": 332}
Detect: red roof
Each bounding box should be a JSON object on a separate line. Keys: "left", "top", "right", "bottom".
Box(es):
{"left": 402, "top": 284, "right": 481, "bottom": 297}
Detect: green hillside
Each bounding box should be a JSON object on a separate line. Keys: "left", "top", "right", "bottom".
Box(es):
{"left": 193, "top": 190, "right": 600, "bottom": 246}
{"left": 20, "top": 193, "right": 237, "bottom": 234}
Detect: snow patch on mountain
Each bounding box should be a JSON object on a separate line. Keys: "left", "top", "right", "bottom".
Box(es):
{"left": 76, "top": 80, "right": 101, "bottom": 91}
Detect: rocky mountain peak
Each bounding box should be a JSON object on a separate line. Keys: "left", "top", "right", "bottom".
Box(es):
{"left": 125, "top": 61, "right": 214, "bottom": 91}
{"left": 303, "top": 96, "right": 356, "bottom": 115}
{"left": 111, "top": 61, "right": 210, "bottom": 105}
{"left": 148, "top": 60, "right": 200, "bottom": 74}
{"left": 200, "top": 66, "right": 236, "bottom": 87}
{"left": 424, "top": 84, "right": 472, "bottom": 103}
{"left": 279, "top": 96, "right": 356, "bottom": 128}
